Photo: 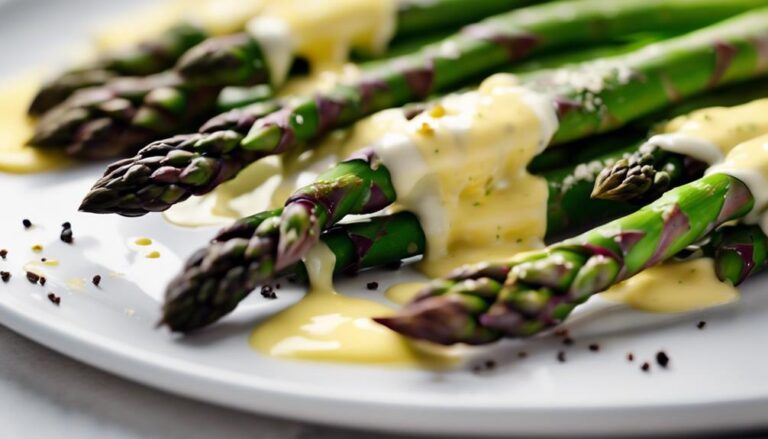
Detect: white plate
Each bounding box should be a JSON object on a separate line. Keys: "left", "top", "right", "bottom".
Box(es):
{"left": 3, "top": 1, "right": 768, "bottom": 436}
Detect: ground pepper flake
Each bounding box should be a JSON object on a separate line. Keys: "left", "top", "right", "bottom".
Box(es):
{"left": 517, "top": 351, "right": 528, "bottom": 359}
{"left": 92, "top": 275, "right": 102, "bottom": 287}
{"left": 562, "top": 337, "right": 574, "bottom": 346}
{"left": 697, "top": 321, "right": 707, "bottom": 329}
{"left": 47, "top": 293, "right": 61, "bottom": 306}
{"left": 260, "top": 285, "right": 277, "bottom": 299}
{"left": 26, "top": 271, "right": 40, "bottom": 284}
{"left": 557, "top": 351, "right": 567, "bottom": 363}
{"left": 1, "top": 271, "right": 9, "bottom": 282}
{"left": 0, "top": 249, "right": 7, "bottom": 259}
{"left": 588, "top": 343, "right": 600, "bottom": 352}
{"left": 39, "top": 276, "right": 47, "bottom": 286}
{"left": 656, "top": 351, "right": 670, "bottom": 368}
{"left": 22, "top": 219, "right": 32, "bottom": 229}
{"left": 627, "top": 353, "right": 635, "bottom": 362}
{"left": 366, "top": 281, "right": 379, "bottom": 290}
{"left": 60, "top": 225, "right": 74, "bottom": 244}
{"left": 641, "top": 362, "right": 650, "bottom": 372}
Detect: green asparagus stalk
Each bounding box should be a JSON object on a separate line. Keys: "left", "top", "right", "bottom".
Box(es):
{"left": 375, "top": 173, "right": 757, "bottom": 345}
{"left": 29, "top": 23, "right": 209, "bottom": 116}
{"left": 161, "top": 211, "right": 426, "bottom": 331}
{"left": 705, "top": 225, "right": 768, "bottom": 286}
{"left": 81, "top": 4, "right": 768, "bottom": 216}
{"left": 29, "top": 0, "right": 545, "bottom": 159}
{"left": 530, "top": 78, "right": 768, "bottom": 174}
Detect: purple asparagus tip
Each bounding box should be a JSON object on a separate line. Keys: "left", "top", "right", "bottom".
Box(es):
{"left": 374, "top": 296, "right": 499, "bottom": 346}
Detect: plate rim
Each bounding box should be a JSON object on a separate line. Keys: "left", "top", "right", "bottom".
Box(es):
{"left": 2, "top": 290, "right": 768, "bottom": 436}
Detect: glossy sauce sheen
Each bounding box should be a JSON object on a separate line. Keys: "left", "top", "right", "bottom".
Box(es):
{"left": 249, "top": 243, "right": 452, "bottom": 366}
{"left": 600, "top": 258, "right": 739, "bottom": 313}
{"left": 371, "top": 74, "right": 558, "bottom": 276}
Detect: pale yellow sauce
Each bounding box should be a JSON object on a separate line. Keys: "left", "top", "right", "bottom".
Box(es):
{"left": 134, "top": 238, "right": 153, "bottom": 246}
{"left": 0, "top": 76, "right": 70, "bottom": 174}
{"left": 66, "top": 277, "right": 86, "bottom": 291}
{"left": 372, "top": 74, "right": 555, "bottom": 277}
{"left": 654, "top": 98, "right": 768, "bottom": 164}
{"left": 42, "top": 259, "right": 59, "bottom": 267}
{"left": 145, "top": 251, "right": 161, "bottom": 259}
{"left": 250, "top": 243, "right": 453, "bottom": 366}
{"left": 22, "top": 262, "right": 46, "bottom": 277}
{"left": 247, "top": 0, "right": 397, "bottom": 84}
{"left": 600, "top": 258, "right": 738, "bottom": 313}
{"left": 384, "top": 282, "right": 427, "bottom": 305}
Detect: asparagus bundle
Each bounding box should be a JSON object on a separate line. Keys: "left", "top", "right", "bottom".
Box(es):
{"left": 29, "top": 23, "right": 209, "bottom": 116}
{"left": 159, "top": 138, "right": 657, "bottom": 332}
{"left": 375, "top": 172, "right": 761, "bottom": 345}
{"left": 28, "top": 0, "right": 543, "bottom": 159}
{"left": 79, "top": 0, "right": 768, "bottom": 215}
{"left": 162, "top": 76, "right": 768, "bottom": 332}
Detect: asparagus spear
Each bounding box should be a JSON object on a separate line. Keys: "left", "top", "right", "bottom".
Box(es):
{"left": 29, "top": 23, "right": 209, "bottom": 116}
{"left": 29, "top": 0, "right": 547, "bottom": 159}
{"left": 159, "top": 141, "right": 648, "bottom": 332}
{"left": 375, "top": 173, "right": 757, "bottom": 345}
{"left": 33, "top": 25, "right": 250, "bottom": 120}
{"left": 81, "top": 4, "right": 768, "bottom": 216}
{"left": 161, "top": 211, "right": 426, "bottom": 331}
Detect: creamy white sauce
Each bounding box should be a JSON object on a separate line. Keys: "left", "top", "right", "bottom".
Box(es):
{"left": 708, "top": 134, "right": 768, "bottom": 230}
{"left": 369, "top": 74, "right": 559, "bottom": 275}
{"left": 647, "top": 98, "right": 768, "bottom": 165}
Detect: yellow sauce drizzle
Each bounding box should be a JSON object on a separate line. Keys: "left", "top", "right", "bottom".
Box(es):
{"left": 134, "top": 238, "right": 153, "bottom": 246}
{"left": 145, "top": 251, "right": 161, "bottom": 259}
{"left": 384, "top": 282, "right": 427, "bottom": 305}
{"left": 378, "top": 74, "right": 553, "bottom": 277}
{"left": 94, "top": 0, "right": 268, "bottom": 50}
{"left": 42, "top": 259, "right": 59, "bottom": 267}
{"left": 660, "top": 98, "right": 768, "bottom": 156}
{"left": 66, "top": 277, "right": 86, "bottom": 291}
{"left": 22, "top": 262, "right": 45, "bottom": 277}
{"left": 600, "top": 258, "right": 738, "bottom": 313}
{"left": 250, "top": 243, "right": 452, "bottom": 366}
{"left": 31, "top": 244, "right": 43, "bottom": 253}
{"left": 248, "top": 0, "right": 396, "bottom": 83}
